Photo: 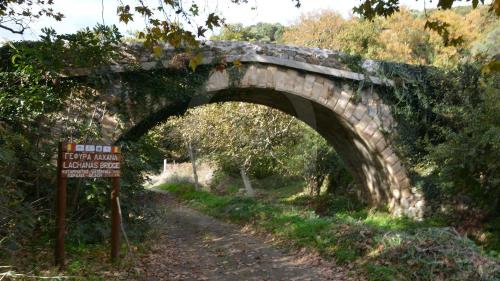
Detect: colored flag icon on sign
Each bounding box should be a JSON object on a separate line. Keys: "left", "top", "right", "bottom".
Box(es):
{"left": 76, "top": 145, "right": 85, "bottom": 152}
{"left": 65, "top": 143, "right": 76, "bottom": 152}
{"left": 103, "top": 146, "right": 111, "bottom": 153}
{"left": 112, "top": 146, "right": 120, "bottom": 153}
{"left": 85, "top": 145, "right": 95, "bottom": 152}
{"left": 96, "top": 146, "right": 103, "bottom": 152}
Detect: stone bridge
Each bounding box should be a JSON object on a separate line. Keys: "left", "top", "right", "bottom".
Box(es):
{"left": 62, "top": 41, "right": 424, "bottom": 218}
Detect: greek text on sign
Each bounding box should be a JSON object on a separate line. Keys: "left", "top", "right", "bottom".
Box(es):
{"left": 61, "top": 143, "right": 121, "bottom": 178}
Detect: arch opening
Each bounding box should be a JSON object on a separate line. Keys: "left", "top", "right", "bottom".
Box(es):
{"left": 95, "top": 54, "right": 425, "bottom": 217}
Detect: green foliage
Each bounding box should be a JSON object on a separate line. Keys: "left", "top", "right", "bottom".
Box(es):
{"left": 0, "top": 25, "right": 163, "bottom": 264}
{"left": 212, "top": 23, "right": 285, "bottom": 43}
{"left": 0, "top": 70, "right": 60, "bottom": 124}
{"left": 5, "top": 25, "right": 122, "bottom": 73}
{"left": 428, "top": 76, "right": 499, "bottom": 215}
{"left": 165, "top": 102, "right": 303, "bottom": 177}
{"left": 374, "top": 62, "right": 500, "bottom": 221}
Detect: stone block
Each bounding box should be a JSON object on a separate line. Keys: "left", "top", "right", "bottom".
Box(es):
{"left": 248, "top": 66, "right": 259, "bottom": 86}
{"left": 355, "top": 114, "right": 372, "bottom": 132}
{"left": 333, "top": 91, "right": 349, "bottom": 114}
{"left": 400, "top": 197, "right": 410, "bottom": 209}
{"left": 256, "top": 67, "right": 268, "bottom": 88}
{"left": 292, "top": 74, "right": 305, "bottom": 95}
{"left": 303, "top": 74, "right": 316, "bottom": 97}
{"left": 388, "top": 198, "right": 396, "bottom": 211}
{"left": 274, "top": 69, "right": 288, "bottom": 91}
{"left": 375, "top": 136, "right": 387, "bottom": 152}
{"left": 353, "top": 104, "right": 368, "bottom": 121}
{"left": 382, "top": 115, "right": 395, "bottom": 130}
{"left": 266, "top": 66, "right": 278, "bottom": 88}
{"left": 371, "top": 130, "right": 384, "bottom": 146}
{"left": 388, "top": 160, "right": 403, "bottom": 175}
{"left": 395, "top": 168, "right": 407, "bottom": 182}
{"left": 415, "top": 200, "right": 424, "bottom": 209}
{"left": 206, "top": 70, "right": 229, "bottom": 91}
{"left": 399, "top": 178, "right": 411, "bottom": 189}
{"left": 311, "top": 81, "right": 324, "bottom": 102}
{"left": 367, "top": 104, "right": 378, "bottom": 118}
{"left": 392, "top": 205, "right": 403, "bottom": 217}
{"left": 280, "top": 69, "right": 297, "bottom": 93}
{"left": 400, "top": 188, "right": 411, "bottom": 200}
{"left": 391, "top": 188, "right": 401, "bottom": 199}
{"left": 240, "top": 67, "right": 252, "bottom": 87}
{"left": 407, "top": 206, "right": 418, "bottom": 218}
{"left": 141, "top": 61, "right": 157, "bottom": 70}
{"left": 381, "top": 146, "right": 393, "bottom": 160}
{"left": 383, "top": 149, "right": 399, "bottom": 165}
{"left": 362, "top": 121, "right": 378, "bottom": 137}
{"left": 326, "top": 83, "right": 341, "bottom": 107}
{"left": 343, "top": 102, "right": 356, "bottom": 120}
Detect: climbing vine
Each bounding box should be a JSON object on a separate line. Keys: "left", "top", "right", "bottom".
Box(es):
{"left": 372, "top": 60, "right": 500, "bottom": 218}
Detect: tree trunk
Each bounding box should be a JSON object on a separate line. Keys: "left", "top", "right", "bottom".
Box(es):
{"left": 188, "top": 142, "right": 200, "bottom": 190}
{"left": 240, "top": 167, "right": 255, "bottom": 197}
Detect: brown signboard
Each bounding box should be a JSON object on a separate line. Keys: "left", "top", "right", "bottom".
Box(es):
{"left": 60, "top": 143, "right": 121, "bottom": 178}
{"left": 55, "top": 142, "right": 123, "bottom": 269}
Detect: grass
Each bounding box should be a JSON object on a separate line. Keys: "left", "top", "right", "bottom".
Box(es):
{"left": 158, "top": 182, "right": 500, "bottom": 281}
{"left": 0, "top": 240, "right": 142, "bottom": 280}
{"left": 0, "top": 198, "right": 166, "bottom": 281}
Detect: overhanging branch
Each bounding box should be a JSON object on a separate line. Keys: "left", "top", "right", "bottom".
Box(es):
{"left": 0, "top": 23, "right": 25, "bottom": 34}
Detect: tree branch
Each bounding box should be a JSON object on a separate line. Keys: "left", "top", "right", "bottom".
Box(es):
{"left": 0, "top": 23, "right": 25, "bottom": 34}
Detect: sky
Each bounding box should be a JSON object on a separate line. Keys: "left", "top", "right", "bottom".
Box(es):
{"left": 0, "top": 0, "right": 472, "bottom": 42}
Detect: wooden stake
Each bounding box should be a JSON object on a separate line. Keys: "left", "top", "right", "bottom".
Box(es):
{"left": 55, "top": 142, "right": 67, "bottom": 268}
{"left": 111, "top": 177, "right": 121, "bottom": 262}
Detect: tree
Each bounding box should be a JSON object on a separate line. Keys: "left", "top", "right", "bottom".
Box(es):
{"left": 167, "top": 103, "right": 301, "bottom": 196}
{"left": 212, "top": 22, "right": 285, "bottom": 42}
{"left": 0, "top": 0, "right": 63, "bottom": 34}
{"left": 283, "top": 7, "right": 497, "bottom": 67}
{"left": 2, "top": 0, "right": 496, "bottom": 53}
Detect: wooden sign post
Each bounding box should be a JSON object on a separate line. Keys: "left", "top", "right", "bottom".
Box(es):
{"left": 55, "top": 142, "right": 122, "bottom": 268}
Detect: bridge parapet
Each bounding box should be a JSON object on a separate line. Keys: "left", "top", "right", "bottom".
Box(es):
{"left": 64, "top": 41, "right": 392, "bottom": 86}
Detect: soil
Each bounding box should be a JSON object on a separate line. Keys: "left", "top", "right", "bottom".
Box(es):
{"left": 126, "top": 191, "right": 358, "bottom": 281}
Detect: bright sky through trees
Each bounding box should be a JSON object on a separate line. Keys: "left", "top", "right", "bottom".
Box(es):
{"left": 0, "top": 0, "right": 468, "bottom": 42}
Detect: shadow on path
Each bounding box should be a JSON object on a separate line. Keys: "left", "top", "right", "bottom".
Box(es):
{"left": 132, "top": 190, "right": 356, "bottom": 281}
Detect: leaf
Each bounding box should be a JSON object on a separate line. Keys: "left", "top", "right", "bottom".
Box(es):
{"left": 153, "top": 45, "right": 163, "bottom": 57}
{"left": 117, "top": 5, "right": 134, "bottom": 24}
{"left": 197, "top": 26, "right": 207, "bottom": 37}
{"left": 233, "top": 59, "right": 242, "bottom": 68}
{"left": 437, "top": 0, "right": 455, "bottom": 9}
{"left": 135, "top": 6, "right": 152, "bottom": 17}
{"left": 424, "top": 19, "right": 463, "bottom": 46}
{"left": 189, "top": 53, "right": 204, "bottom": 71}
{"left": 189, "top": 4, "right": 199, "bottom": 16}
{"left": 481, "top": 56, "right": 500, "bottom": 73}
{"left": 206, "top": 13, "right": 222, "bottom": 30}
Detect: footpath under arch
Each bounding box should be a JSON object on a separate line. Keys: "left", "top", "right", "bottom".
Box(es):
{"left": 62, "top": 41, "right": 424, "bottom": 217}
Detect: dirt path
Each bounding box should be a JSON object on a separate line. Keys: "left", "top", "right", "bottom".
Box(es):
{"left": 129, "top": 192, "right": 355, "bottom": 281}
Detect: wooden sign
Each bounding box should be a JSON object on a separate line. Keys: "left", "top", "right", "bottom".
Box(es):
{"left": 61, "top": 143, "right": 121, "bottom": 178}
{"left": 55, "top": 142, "right": 122, "bottom": 269}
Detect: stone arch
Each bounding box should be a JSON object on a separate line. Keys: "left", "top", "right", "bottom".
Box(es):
{"left": 197, "top": 65, "right": 420, "bottom": 217}
{"left": 64, "top": 41, "right": 424, "bottom": 217}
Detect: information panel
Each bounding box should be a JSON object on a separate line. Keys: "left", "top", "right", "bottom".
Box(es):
{"left": 60, "top": 143, "right": 121, "bottom": 178}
